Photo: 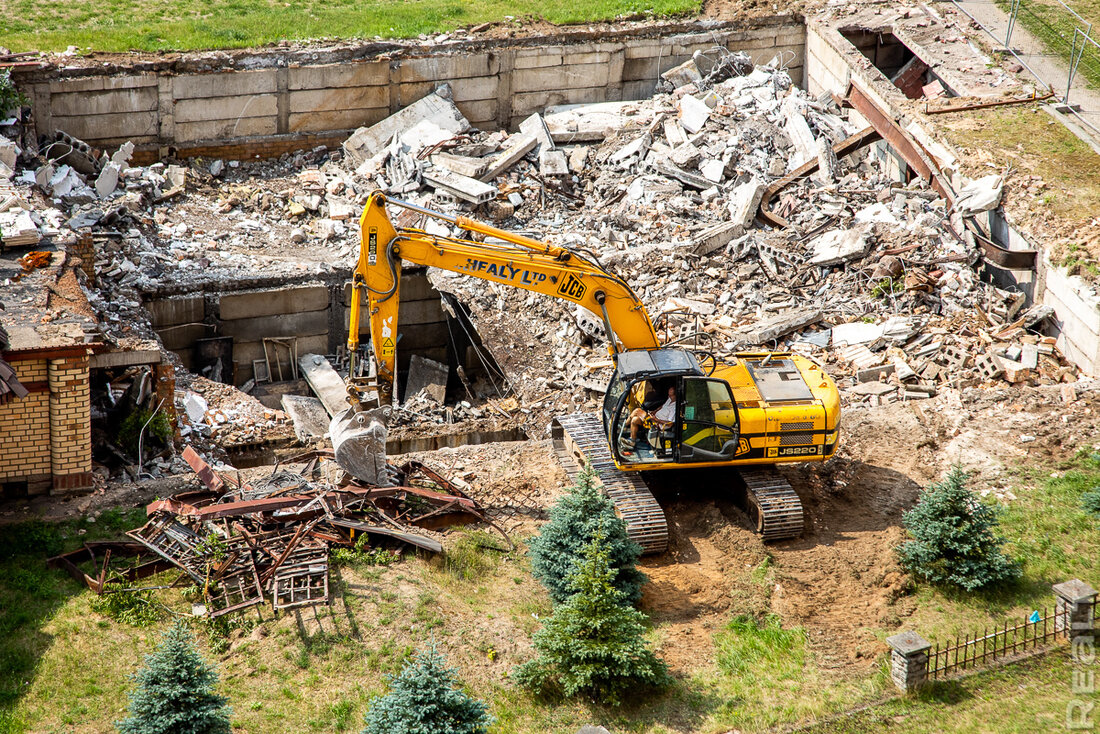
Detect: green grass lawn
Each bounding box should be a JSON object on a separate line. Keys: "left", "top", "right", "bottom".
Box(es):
{"left": 2, "top": 447, "right": 1100, "bottom": 733}
{"left": 0, "top": 0, "right": 701, "bottom": 54}
{"left": 995, "top": 0, "right": 1100, "bottom": 90}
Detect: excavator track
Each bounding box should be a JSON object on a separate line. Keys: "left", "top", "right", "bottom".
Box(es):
{"left": 552, "top": 413, "right": 669, "bottom": 555}
{"left": 739, "top": 466, "right": 804, "bottom": 541}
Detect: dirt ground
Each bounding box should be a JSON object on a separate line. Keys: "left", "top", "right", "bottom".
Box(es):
{"left": 7, "top": 378, "right": 1099, "bottom": 686}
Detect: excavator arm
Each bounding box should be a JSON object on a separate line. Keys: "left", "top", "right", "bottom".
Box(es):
{"left": 349, "top": 191, "right": 660, "bottom": 404}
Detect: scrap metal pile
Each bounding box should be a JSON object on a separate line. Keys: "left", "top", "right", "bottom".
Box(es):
{"left": 49, "top": 447, "right": 507, "bottom": 617}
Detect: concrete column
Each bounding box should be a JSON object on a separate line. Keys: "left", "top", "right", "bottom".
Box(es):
{"left": 157, "top": 75, "right": 175, "bottom": 155}
{"left": 1054, "top": 579, "right": 1098, "bottom": 637}
{"left": 496, "top": 49, "right": 515, "bottom": 131}
{"left": 886, "top": 631, "right": 931, "bottom": 692}
{"left": 276, "top": 65, "right": 289, "bottom": 135}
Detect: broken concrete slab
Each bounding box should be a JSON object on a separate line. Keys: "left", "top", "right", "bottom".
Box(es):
{"left": 405, "top": 354, "right": 448, "bottom": 404}
{"left": 280, "top": 394, "right": 330, "bottom": 443}
{"left": 738, "top": 309, "right": 823, "bottom": 345}
{"left": 782, "top": 98, "right": 817, "bottom": 171}
{"left": 423, "top": 167, "right": 498, "bottom": 204}
{"left": 539, "top": 149, "right": 569, "bottom": 176}
{"left": 954, "top": 174, "right": 1003, "bottom": 217}
{"left": 808, "top": 226, "right": 871, "bottom": 267}
{"left": 298, "top": 353, "right": 350, "bottom": 418}
{"left": 728, "top": 179, "right": 765, "bottom": 231}
{"left": 343, "top": 86, "right": 470, "bottom": 168}
{"left": 850, "top": 381, "right": 898, "bottom": 396}
{"left": 430, "top": 151, "right": 487, "bottom": 179}
{"left": 519, "top": 112, "right": 555, "bottom": 153}
{"left": 95, "top": 162, "right": 121, "bottom": 198}
{"left": 661, "top": 58, "right": 702, "bottom": 88}
{"left": 677, "top": 95, "right": 711, "bottom": 134}
{"left": 478, "top": 133, "right": 536, "bottom": 182}
{"left": 693, "top": 221, "right": 742, "bottom": 256}
{"left": 543, "top": 100, "right": 654, "bottom": 143}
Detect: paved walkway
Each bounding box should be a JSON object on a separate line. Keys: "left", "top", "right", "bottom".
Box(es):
{"left": 952, "top": 0, "right": 1100, "bottom": 143}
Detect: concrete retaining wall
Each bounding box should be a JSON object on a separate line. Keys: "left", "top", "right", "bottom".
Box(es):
{"left": 20, "top": 18, "right": 804, "bottom": 156}
{"left": 145, "top": 269, "right": 451, "bottom": 386}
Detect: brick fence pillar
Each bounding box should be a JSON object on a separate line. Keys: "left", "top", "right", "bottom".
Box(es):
{"left": 47, "top": 353, "right": 92, "bottom": 494}
{"left": 67, "top": 234, "right": 96, "bottom": 283}
{"left": 886, "top": 631, "right": 931, "bottom": 692}
{"left": 1054, "top": 579, "right": 1098, "bottom": 637}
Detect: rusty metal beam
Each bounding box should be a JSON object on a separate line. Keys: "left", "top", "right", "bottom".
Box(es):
{"left": 758, "top": 125, "right": 882, "bottom": 228}
{"left": 846, "top": 83, "right": 954, "bottom": 204}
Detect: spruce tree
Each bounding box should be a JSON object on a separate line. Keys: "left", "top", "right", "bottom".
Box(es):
{"left": 117, "top": 621, "right": 231, "bottom": 734}
{"left": 528, "top": 465, "right": 645, "bottom": 606}
{"left": 514, "top": 524, "right": 670, "bottom": 705}
{"left": 362, "top": 644, "right": 491, "bottom": 734}
{"left": 896, "top": 466, "right": 1021, "bottom": 592}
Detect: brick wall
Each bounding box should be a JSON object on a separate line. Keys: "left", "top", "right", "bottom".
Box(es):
{"left": 47, "top": 355, "right": 92, "bottom": 492}
{"left": 0, "top": 358, "right": 52, "bottom": 492}
{"left": 0, "top": 353, "right": 93, "bottom": 494}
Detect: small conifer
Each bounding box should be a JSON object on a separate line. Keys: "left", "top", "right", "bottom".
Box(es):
{"left": 362, "top": 644, "right": 491, "bottom": 734}
{"left": 896, "top": 466, "right": 1020, "bottom": 591}
{"left": 514, "top": 524, "right": 670, "bottom": 705}
{"left": 528, "top": 465, "right": 645, "bottom": 606}
{"left": 117, "top": 621, "right": 231, "bottom": 734}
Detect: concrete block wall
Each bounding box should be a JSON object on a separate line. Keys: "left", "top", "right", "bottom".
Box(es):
{"left": 21, "top": 19, "right": 804, "bottom": 157}
{"left": 145, "top": 270, "right": 449, "bottom": 386}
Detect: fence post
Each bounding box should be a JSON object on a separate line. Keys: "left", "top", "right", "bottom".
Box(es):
{"left": 886, "top": 631, "right": 932, "bottom": 692}
{"left": 1053, "top": 579, "right": 1098, "bottom": 637}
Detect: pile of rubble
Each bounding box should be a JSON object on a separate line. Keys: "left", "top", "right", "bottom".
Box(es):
{"left": 48, "top": 447, "right": 506, "bottom": 617}
{"left": 178, "top": 375, "right": 296, "bottom": 450}
{"left": 321, "top": 49, "right": 1077, "bottom": 419}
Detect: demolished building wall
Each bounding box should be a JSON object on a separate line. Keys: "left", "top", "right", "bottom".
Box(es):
{"left": 14, "top": 19, "right": 805, "bottom": 159}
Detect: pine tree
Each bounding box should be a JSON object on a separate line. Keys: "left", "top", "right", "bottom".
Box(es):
{"left": 514, "top": 524, "right": 670, "bottom": 705}
{"left": 117, "top": 621, "right": 232, "bottom": 734}
{"left": 528, "top": 465, "right": 646, "bottom": 606}
{"left": 896, "top": 466, "right": 1021, "bottom": 592}
{"left": 362, "top": 644, "right": 491, "bottom": 734}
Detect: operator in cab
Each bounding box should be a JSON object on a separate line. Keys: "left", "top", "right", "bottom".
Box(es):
{"left": 623, "top": 382, "right": 676, "bottom": 451}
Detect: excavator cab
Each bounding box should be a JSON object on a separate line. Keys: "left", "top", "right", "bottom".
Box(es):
{"left": 603, "top": 349, "right": 741, "bottom": 468}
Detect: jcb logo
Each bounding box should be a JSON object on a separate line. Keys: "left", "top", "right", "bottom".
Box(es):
{"left": 557, "top": 273, "right": 587, "bottom": 301}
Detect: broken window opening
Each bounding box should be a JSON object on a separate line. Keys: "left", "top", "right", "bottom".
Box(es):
{"left": 840, "top": 28, "right": 955, "bottom": 101}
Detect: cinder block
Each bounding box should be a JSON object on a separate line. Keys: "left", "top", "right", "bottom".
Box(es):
{"left": 288, "top": 86, "right": 388, "bottom": 114}
{"left": 513, "top": 48, "right": 564, "bottom": 69}
{"left": 512, "top": 64, "right": 611, "bottom": 92}
{"left": 289, "top": 108, "right": 388, "bottom": 133}
{"left": 174, "top": 95, "right": 278, "bottom": 124}
{"left": 218, "top": 310, "right": 330, "bottom": 340}
{"left": 52, "top": 111, "right": 158, "bottom": 143}
{"left": 398, "top": 54, "right": 498, "bottom": 83}
{"left": 51, "top": 86, "right": 158, "bottom": 117}
{"left": 174, "top": 117, "right": 278, "bottom": 144}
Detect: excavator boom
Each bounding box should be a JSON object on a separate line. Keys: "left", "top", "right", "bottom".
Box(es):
{"left": 351, "top": 191, "right": 659, "bottom": 402}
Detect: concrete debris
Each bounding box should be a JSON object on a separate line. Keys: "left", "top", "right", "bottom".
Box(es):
{"left": 677, "top": 94, "right": 711, "bottom": 134}
{"left": 343, "top": 85, "right": 470, "bottom": 167}
{"left": 808, "top": 226, "right": 871, "bottom": 267}
{"left": 405, "top": 354, "right": 449, "bottom": 405}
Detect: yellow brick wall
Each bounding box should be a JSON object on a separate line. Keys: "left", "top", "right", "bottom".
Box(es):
{"left": 48, "top": 355, "right": 92, "bottom": 479}
{"left": 0, "top": 390, "right": 52, "bottom": 480}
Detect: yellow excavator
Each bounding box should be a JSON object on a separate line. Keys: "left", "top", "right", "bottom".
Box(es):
{"left": 337, "top": 191, "right": 841, "bottom": 553}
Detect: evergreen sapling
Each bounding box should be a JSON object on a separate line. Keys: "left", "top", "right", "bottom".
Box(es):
{"left": 896, "top": 466, "right": 1020, "bottom": 591}
{"left": 514, "top": 523, "right": 670, "bottom": 705}
{"left": 362, "top": 644, "right": 491, "bottom": 734}
{"left": 528, "top": 464, "right": 645, "bottom": 606}
{"left": 117, "top": 620, "right": 232, "bottom": 734}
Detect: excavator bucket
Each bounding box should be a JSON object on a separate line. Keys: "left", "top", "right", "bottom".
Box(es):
{"left": 329, "top": 405, "right": 399, "bottom": 486}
